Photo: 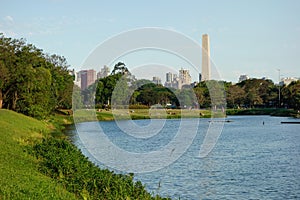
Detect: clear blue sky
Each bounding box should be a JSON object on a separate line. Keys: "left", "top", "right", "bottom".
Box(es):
{"left": 1, "top": 0, "right": 300, "bottom": 83}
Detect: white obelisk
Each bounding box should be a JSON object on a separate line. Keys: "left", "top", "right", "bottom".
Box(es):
{"left": 202, "top": 34, "right": 211, "bottom": 81}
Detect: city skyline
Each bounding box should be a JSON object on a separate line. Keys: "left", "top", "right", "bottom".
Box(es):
{"left": 76, "top": 63, "right": 300, "bottom": 90}
{"left": 2, "top": 1, "right": 299, "bottom": 83}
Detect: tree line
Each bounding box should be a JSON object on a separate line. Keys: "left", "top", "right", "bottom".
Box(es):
{"left": 83, "top": 62, "right": 300, "bottom": 111}
{"left": 0, "top": 33, "right": 74, "bottom": 119}
{"left": 1, "top": 33, "right": 298, "bottom": 119}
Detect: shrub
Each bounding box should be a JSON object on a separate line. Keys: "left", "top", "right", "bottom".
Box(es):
{"left": 32, "top": 138, "right": 169, "bottom": 200}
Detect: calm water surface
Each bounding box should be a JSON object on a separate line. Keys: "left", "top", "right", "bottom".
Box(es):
{"left": 66, "top": 116, "right": 300, "bottom": 199}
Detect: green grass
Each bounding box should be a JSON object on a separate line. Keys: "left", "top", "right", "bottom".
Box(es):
{"left": 0, "top": 109, "right": 76, "bottom": 199}
{"left": 94, "top": 109, "right": 217, "bottom": 121}
{"left": 79, "top": 108, "right": 299, "bottom": 122}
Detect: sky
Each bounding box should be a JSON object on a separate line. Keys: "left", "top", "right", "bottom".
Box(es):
{"left": 1, "top": 0, "right": 300, "bottom": 83}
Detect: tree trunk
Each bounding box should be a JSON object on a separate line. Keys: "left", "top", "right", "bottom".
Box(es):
{"left": 12, "top": 91, "right": 18, "bottom": 110}
{"left": 0, "top": 91, "right": 3, "bottom": 109}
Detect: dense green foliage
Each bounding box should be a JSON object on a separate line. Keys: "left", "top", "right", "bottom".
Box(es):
{"left": 282, "top": 80, "right": 300, "bottom": 110}
{"left": 228, "top": 79, "right": 300, "bottom": 110}
{"left": 90, "top": 69, "right": 300, "bottom": 111}
{"left": 133, "top": 83, "right": 179, "bottom": 107}
{"left": 0, "top": 33, "right": 74, "bottom": 119}
{"left": 32, "top": 138, "right": 169, "bottom": 200}
{"left": 79, "top": 60, "right": 297, "bottom": 111}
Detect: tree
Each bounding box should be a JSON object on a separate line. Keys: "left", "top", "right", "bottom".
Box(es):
{"left": 45, "top": 54, "right": 74, "bottom": 109}
{"left": 111, "top": 62, "right": 129, "bottom": 75}
{"left": 205, "top": 80, "right": 226, "bottom": 109}
{"left": 177, "top": 88, "right": 196, "bottom": 108}
{"left": 282, "top": 81, "right": 300, "bottom": 110}
{"left": 0, "top": 61, "right": 9, "bottom": 109}
{"left": 245, "top": 88, "right": 263, "bottom": 108}
{"left": 193, "top": 86, "right": 206, "bottom": 108}
{"left": 17, "top": 67, "right": 52, "bottom": 118}
{"left": 133, "top": 83, "right": 176, "bottom": 107}
{"left": 237, "top": 78, "right": 277, "bottom": 108}
{"left": 0, "top": 33, "right": 74, "bottom": 118}
{"left": 226, "top": 85, "right": 245, "bottom": 108}
{"left": 72, "top": 85, "right": 83, "bottom": 110}
{"left": 111, "top": 75, "right": 131, "bottom": 108}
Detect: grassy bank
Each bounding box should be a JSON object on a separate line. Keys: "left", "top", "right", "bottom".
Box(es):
{"left": 0, "top": 109, "right": 169, "bottom": 200}
{"left": 95, "top": 109, "right": 215, "bottom": 121}
{"left": 73, "top": 109, "right": 213, "bottom": 122}
{"left": 0, "top": 109, "right": 76, "bottom": 199}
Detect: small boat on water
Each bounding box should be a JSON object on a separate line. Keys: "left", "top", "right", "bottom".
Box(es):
{"left": 209, "top": 120, "right": 233, "bottom": 123}
{"left": 281, "top": 121, "right": 300, "bottom": 124}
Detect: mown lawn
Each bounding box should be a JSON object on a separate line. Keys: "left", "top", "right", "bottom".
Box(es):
{"left": 0, "top": 109, "right": 76, "bottom": 199}
{"left": 94, "top": 108, "right": 214, "bottom": 121}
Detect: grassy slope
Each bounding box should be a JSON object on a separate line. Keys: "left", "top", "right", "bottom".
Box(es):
{"left": 0, "top": 109, "right": 76, "bottom": 199}
{"left": 0, "top": 109, "right": 169, "bottom": 200}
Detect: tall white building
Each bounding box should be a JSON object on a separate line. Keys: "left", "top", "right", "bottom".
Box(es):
{"left": 178, "top": 68, "right": 192, "bottom": 88}
{"left": 164, "top": 69, "right": 191, "bottom": 89}
{"left": 280, "top": 77, "right": 299, "bottom": 86}
{"left": 202, "top": 34, "right": 211, "bottom": 81}
{"left": 97, "top": 65, "right": 110, "bottom": 79}
{"left": 165, "top": 72, "right": 177, "bottom": 88}
{"left": 152, "top": 76, "right": 162, "bottom": 85}
{"left": 238, "top": 75, "right": 250, "bottom": 83}
{"left": 74, "top": 71, "right": 81, "bottom": 87}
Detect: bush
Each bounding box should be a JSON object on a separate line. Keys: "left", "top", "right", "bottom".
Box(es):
{"left": 32, "top": 138, "right": 169, "bottom": 200}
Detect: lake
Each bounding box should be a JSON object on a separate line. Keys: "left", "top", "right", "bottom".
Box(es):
{"left": 66, "top": 115, "right": 300, "bottom": 199}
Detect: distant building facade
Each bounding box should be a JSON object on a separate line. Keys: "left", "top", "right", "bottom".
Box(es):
{"left": 74, "top": 71, "right": 81, "bottom": 87}
{"left": 164, "top": 68, "right": 191, "bottom": 89}
{"left": 97, "top": 65, "right": 110, "bottom": 79}
{"left": 178, "top": 68, "right": 192, "bottom": 89}
{"left": 280, "top": 77, "right": 300, "bottom": 86}
{"left": 165, "top": 72, "right": 178, "bottom": 88}
{"left": 152, "top": 76, "right": 162, "bottom": 85}
{"left": 80, "top": 69, "right": 96, "bottom": 90}
{"left": 166, "top": 72, "right": 173, "bottom": 83}
{"left": 238, "top": 75, "right": 250, "bottom": 83}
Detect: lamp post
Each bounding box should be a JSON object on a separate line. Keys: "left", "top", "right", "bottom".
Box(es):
{"left": 277, "top": 69, "right": 281, "bottom": 108}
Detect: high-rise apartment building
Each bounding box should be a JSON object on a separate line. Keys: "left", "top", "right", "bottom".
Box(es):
{"left": 179, "top": 68, "right": 191, "bottom": 88}
{"left": 80, "top": 69, "right": 96, "bottom": 90}
{"left": 164, "top": 69, "right": 191, "bottom": 89}
{"left": 152, "top": 76, "right": 162, "bottom": 85}
{"left": 97, "top": 65, "right": 110, "bottom": 79}
{"left": 166, "top": 72, "right": 173, "bottom": 83}
{"left": 202, "top": 34, "right": 211, "bottom": 81}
